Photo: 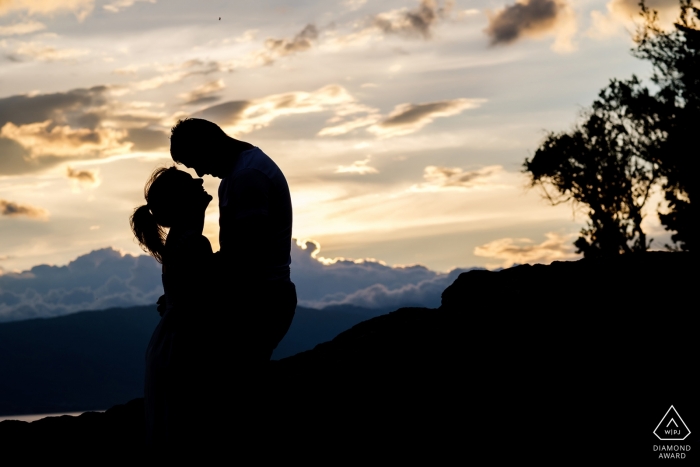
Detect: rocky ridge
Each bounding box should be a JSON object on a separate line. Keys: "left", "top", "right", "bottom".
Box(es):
{"left": 0, "top": 252, "right": 694, "bottom": 461}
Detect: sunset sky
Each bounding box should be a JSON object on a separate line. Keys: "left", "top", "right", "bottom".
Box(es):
{"left": 0, "top": 0, "right": 682, "bottom": 277}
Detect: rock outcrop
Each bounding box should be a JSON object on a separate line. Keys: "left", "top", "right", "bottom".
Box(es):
{"left": 1, "top": 252, "right": 694, "bottom": 461}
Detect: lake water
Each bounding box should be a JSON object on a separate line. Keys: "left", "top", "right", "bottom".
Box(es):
{"left": 0, "top": 411, "right": 103, "bottom": 423}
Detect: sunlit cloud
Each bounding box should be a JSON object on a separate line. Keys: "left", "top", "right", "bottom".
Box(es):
{"left": 368, "top": 98, "right": 484, "bottom": 138}
{"left": 325, "top": 0, "right": 455, "bottom": 49}
{"left": 103, "top": 0, "right": 155, "bottom": 13}
{"left": 474, "top": 231, "right": 578, "bottom": 267}
{"left": 249, "top": 24, "right": 319, "bottom": 66}
{"left": 0, "top": 0, "right": 94, "bottom": 21}
{"left": 179, "top": 79, "right": 225, "bottom": 105}
{"left": 586, "top": 0, "right": 685, "bottom": 38}
{"left": 10, "top": 41, "right": 88, "bottom": 61}
{"left": 335, "top": 155, "right": 378, "bottom": 174}
{"left": 0, "top": 121, "right": 129, "bottom": 158}
{"left": 587, "top": 5, "right": 625, "bottom": 39}
{"left": 318, "top": 114, "right": 381, "bottom": 136}
{"left": 343, "top": 0, "right": 367, "bottom": 11}
{"left": 128, "top": 59, "right": 230, "bottom": 92}
{"left": 485, "top": 0, "right": 577, "bottom": 52}
{"left": 609, "top": 0, "right": 681, "bottom": 16}
{"left": 195, "top": 84, "right": 369, "bottom": 136}
{"left": 410, "top": 165, "right": 502, "bottom": 192}
{"left": 112, "top": 64, "right": 139, "bottom": 75}
{"left": 233, "top": 29, "right": 258, "bottom": 43}
{"left": 0, "top": 199, "right": 48, "bottom": 220}
{"left": 66, "top": 166, "right": 100, "bottom": 189}
{"left": 372, "top": 0, "right": 453, "bottom": 39}
{"left": 0, "top": 20, "right": 46, "bottom": 36}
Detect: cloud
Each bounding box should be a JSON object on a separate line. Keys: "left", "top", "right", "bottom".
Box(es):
{"left": 0, "top": 86, "right": 108, "bottom": 128}
{"left": 410, "top": 165, "right": 502, "bottom": 191}
{"left": 485, "top": 0, "right": 577, "bottom": 52}
{"left": 587, "top": 0, "right": 683, "bottom": 38}
{"left": 0, "top": 136, "right": 63, "bottom": 175}
{"left": 0, "top": 199, "right": 48, "bottom": 219}
{"left": 0, "top": 20, "right": 46, "bottom": 36}
{"left": 318, "top": 114, "right": 381, "bottom": 136}
{"left": 0, "top": 120, "right": 129, "bottom": 158}
{"left": 291, "top": 239, "right": 473, "bottom": 309}
{"left": 125, "top": 127, "right": 168, "bottom": 151}
{"left": 66, "top": 166, "right": 100, "bottom": 188}
{"left": 326, "top": 0, "right": 455, "bottom": 48}
{"left": 335, "top": 156, "right": 378, "bottom": 174}
{"left": 1, "top": 241, "right": 473, "bottom": 322}
{"left": 129, "top": 59, "right": 229, "bottom": 92}
{"left": 473, "top": 232, "right": 578, "bottom": 268}
{"left": 372, "top": 0, "right": 453, "bottom": 39}
{"left": 180, "top": 79, "right": 225, "bottom": 105}
{"left": 343, "top": 0, "right": 368, "bottom": 11}
{"left": 368, "top": 98, "right": 483, "bottom": 138}
{"left": 189, "top": 90, "right": 480, "bottom": 139}
{"left": 0, "top": 0, "right": 94, "bottom": 21}
{"left": 609, "top": 0, "right": 680, "bottom": 16}
{"left": 251, "top": 24, "right": 319, "bottom": 66}
{"left": 195, "top": 84, "right": 368, "bottom": 136}
{"left": 11, "top": 41, "right": 88, "bottom": 61}
{"left": 0, "top": 86, "right": 166, "bottom": 173}
{"left": 0, "top": 248, "right": 162, "bottom": 322}
{"left": 103, "top": 0, "right": 155, "bottom": 13}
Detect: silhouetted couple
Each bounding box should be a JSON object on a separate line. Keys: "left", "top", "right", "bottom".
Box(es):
{"left": 130, "top": 118, "right": 296, "bottom": 449}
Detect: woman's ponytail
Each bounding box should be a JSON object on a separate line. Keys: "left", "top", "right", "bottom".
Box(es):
{"left": 130, "top": 204, "right": 167, "bottom": 263}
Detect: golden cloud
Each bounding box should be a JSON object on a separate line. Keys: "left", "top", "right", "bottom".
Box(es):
{"left": 13, "top": 41, "right": 88, "bottom": 61}
{"left": 179, "top": 79, "right": 225, "bottom": 105}
{"left": 128, "top": 59, "right": 229, "bottom": 92}
{"left": 0, "top": 20, "right": 45, "bottom": 36}
{"left": 196, "top": 85, "right": 367, "bottom": 137}
{"left": 474, "top": 232, "right": 578, "bottom": 268}
{"left": 368, "top": 98, "right": 484, "bottom": 138}
{"left": 410, "top": 165, "right": 502, "bottom": 192}
{"left": 587, "top": 0, "right": 686, "bottom": 39}
{"left": 103, "top": 0, "right": 154, "bottom": 13}
{"left": 0, "top": 0, "right": 94, "bottom": 21}
{"left": 243, "top": 24, "right": 319, "bottom": 67}
{"left": 66, "top": 166, "right": 100, "bottom": 188}
{"left": 0, "top": 199, "right": 48, "bottom": 220}
{"left": 0, "top": 120, "right": 130, "bottom": 158}
{"left": 372, "top": 0, "right": 453, "bottom": 39}
{"left": 335, "top": 156, "right": 379, "bottom": 175}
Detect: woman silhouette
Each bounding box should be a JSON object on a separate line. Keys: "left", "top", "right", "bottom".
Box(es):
{"left": 130, "top": 166, "right": 217, "bottom": 447}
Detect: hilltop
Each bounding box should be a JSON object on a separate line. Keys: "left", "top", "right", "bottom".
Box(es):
{"left": 0, "top": 252, "right": 694, "bottom": 461}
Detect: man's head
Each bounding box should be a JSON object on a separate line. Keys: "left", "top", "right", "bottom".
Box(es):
{"left": 170, "top": 118, "right": 231, "bottom": 178}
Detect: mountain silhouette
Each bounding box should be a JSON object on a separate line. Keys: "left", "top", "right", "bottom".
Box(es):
{"left": 0, "top": 252, "right": 694, "bottom": 462}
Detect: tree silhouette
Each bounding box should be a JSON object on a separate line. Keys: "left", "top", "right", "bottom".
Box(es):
{"left": 524, "top": 1, "right": 697, "bottom": 256}
{"left": 633, "top": 1, "right": 697, "bottom": 250}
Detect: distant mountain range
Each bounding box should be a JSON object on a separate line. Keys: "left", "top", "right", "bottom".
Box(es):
{"left": 0, "top": 304, "right": 393, "bottom": 417}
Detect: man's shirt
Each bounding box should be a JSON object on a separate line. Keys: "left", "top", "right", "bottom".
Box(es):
{"left": 218, "top": 147, "right": 292, "bottom": 282}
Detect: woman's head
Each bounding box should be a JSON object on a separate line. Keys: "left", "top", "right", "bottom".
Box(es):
{"left": 130, "top": 166, "right": 212, "bottom": 263}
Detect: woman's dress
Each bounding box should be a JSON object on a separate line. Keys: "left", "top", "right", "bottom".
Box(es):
{"left": 144, "top": 229, "right": 215, "bottom": 446}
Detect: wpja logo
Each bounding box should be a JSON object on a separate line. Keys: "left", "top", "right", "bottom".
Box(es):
{"left": 653, "top": 405, "right": 691, "bottom": 460}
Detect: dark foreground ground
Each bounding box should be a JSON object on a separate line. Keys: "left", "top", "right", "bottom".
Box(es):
{"left": 0, "top": 252, "right": 695, "bottom": 462}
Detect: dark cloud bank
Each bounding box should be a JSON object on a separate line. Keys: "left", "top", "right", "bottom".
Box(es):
{"left": 0, "top": 242, "right": 472, "bottom": 322}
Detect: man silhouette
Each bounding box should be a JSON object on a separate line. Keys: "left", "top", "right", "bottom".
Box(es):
{"left": 168, "top": 118, "right": 296, "bottom": 367}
